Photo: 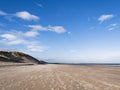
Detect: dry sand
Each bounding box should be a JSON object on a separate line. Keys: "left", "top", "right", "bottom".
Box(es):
{"left": 0, "top": 64, "right": 120, "bottom": 90}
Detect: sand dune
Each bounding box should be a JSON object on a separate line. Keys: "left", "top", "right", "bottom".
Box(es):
{"left": 0, "top": 65, "right": 120, "bottom": 90}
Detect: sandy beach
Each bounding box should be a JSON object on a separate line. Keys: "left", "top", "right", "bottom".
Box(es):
{"left": 0, "top": 64, "right": 120, "bottom": 90}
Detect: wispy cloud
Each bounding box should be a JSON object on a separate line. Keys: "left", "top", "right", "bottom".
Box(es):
{"left": 48, "top": 25, "right": 66, "bottom": 33}
{"left": 15, "top": 11, "right": 40, "bottom": 21}
{"left": 0, "top": 30, "right": 47, "bottom": 52}
{"left": 107, "top": 23, "right": 119, "bottom": 31}
{"left": 0, "top": 10, "right": 40, "bottom": 21}
{"left": 28, "top": 25, "right": 47, "bottom": 31}
{"left": 0, "top": 33, "right": 25, "bottom": 45}
{"left": 24, "top": 25, "right": 47, "bottom": 37}
{"left": 28, "top": 25, "right": 66, "bottom": 34}
{"left": 27, "top": 44, "right": 48, "bottom": 52}
{"left": 0, "top": 10, "right": 7, "bottom": 16}
{"left": 35, "top": 2, "right": 43, "bottom": 8}
{"left": 24, "top": 30, "right": 39, "bottom": 37}
{"left": 98, "top": 14, "right": 114, "bottom": 23}
{"left": 0, "top": 11, "right": 66, "bottom": 34}
{"left": 1, "top": 33, "right": 16, "bottom": 40}
{"left": 8, "top": 39, "right": 25, "bottom": 45}
{"left": 0, "top": 10, "right": 67, "bottom": 53}
{"left": 0, "top": 10, "right": 13, "bottom": 21}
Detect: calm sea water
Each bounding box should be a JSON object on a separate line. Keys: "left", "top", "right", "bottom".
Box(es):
{"left": 67, "top": 63, "right": 120, "bottom": 66}
{"left": 52, "top": 63, "right": 120, "bottom": 66}
{"left": 104, "top": 65, "right": 120, "bottom": 66}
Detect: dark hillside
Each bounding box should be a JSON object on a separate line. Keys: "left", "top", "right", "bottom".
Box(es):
{"left": 0, "top": 51, "right": 46, "bottom": 64}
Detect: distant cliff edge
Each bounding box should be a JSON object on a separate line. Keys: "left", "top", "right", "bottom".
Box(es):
{"left": 0, "top": 51, "right": 47, "bottom": 64}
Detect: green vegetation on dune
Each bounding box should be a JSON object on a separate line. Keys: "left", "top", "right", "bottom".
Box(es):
{"left": 0, "top": 51, "right": 47, "bottom": 64}
{"left": 0, "top": 54, "right": 10, "bottom": 60}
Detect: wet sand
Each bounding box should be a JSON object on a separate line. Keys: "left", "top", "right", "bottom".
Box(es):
{"left": 0, "top": 64, "right": 120, "bottom": 90}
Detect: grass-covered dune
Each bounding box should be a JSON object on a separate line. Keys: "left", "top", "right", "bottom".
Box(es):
{"left": 0, "top": 51, "right": 46, "bottom": 64}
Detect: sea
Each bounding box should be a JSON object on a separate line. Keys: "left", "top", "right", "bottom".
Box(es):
{"left": 54, "top": 63, "right": 120, "bottom": 66}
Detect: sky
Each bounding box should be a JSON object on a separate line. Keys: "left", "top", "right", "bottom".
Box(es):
{"left": 0, "top": 0, "right": 120, "bottom": 63}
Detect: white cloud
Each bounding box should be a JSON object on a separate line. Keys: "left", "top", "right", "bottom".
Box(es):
{"left": 0, "top": 33, "right": 25, "bottom": 45}
{"left": 15, "top": 11, "right": 39, "bottom": 21}
{"left": 0, "top": 10, "right": 7, "bottom": 16}
{"left": 107, "top": 23, "right": 118, "bottom": 31}
{"left": 0, "top": 9, "right": 67, "bottom": 52}
{"left": 28, "top": 25, "right": 47, "bottom": 31}
{"left": 1, "top": 34, "right": 16, "bottom": 40}
{"left": 0, "top": 11, "right": 39, "bottom": 21}
{"left": 0, "top": 10, "right": 66, "bottom": 34}
{"left": 28, "top": 25, "right": 66, "bottom": 34}
{"left": 98, "top": 14, "right": 114, "bottom": 23}
{"left": 25, "top": 25, "right": 47, "bottom": 37}
{"left": 0, "top": 30, "right": 48, "bottom": 52}
{"left": 27, "top": 44, "right": 47, "bottom": 52}
{"left": 8, "top": 39, "right": 25, "bottom": 45}
{"left": 48, "top": 25, "right": 66, "bottom": 33}
{"left": 24, "top": 30, "right": 39, "bottom": 37}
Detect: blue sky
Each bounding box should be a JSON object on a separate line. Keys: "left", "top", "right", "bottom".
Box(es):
{"left": 0, "top": 0, "right": 120, "bottom": 63}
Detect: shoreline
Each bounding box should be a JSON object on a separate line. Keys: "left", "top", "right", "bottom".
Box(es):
{"left": 0, "top": 62, "right": 120, "bottom": 68}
